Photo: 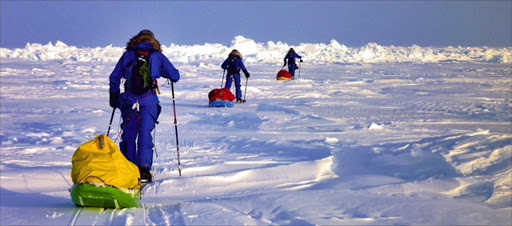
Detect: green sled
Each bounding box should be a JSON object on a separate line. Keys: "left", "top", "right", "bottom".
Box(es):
{"left": 70, "top": 184, "right": 140, "bottom": 208}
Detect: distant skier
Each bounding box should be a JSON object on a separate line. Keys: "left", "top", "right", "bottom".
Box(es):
{"left": 283, "top": 48, "right": 303, "bottom": 79}
{"left": 109, "top": 29, "right": 180, "bottom": 183}
{"left": 221, "top": 49, "right": 250, "bottom": 103}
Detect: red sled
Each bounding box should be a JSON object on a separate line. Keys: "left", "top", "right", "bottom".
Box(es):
{"left": 277, "top": 70, "right": 292, "bottom": 81}
{"left": 208, "top": 88, "right": 235, "bottom": 107}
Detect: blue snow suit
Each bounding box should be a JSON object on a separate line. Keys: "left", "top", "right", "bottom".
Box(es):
{"left": 284, "top": 51, "right": 302, "bottom": 77}
{"left": 109, "top": 41, "right": 180, "bottom": 170}
{"left": 221, "top": 54, "right": 248, "bottom": 99}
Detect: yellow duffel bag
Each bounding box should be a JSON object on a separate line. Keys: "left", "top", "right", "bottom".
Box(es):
{"left": 71, "top": 134, "right": 140, "bottom": 190}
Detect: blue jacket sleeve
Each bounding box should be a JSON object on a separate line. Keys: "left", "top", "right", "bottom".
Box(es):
{"left": 221, "top": 58, "right": 230, "bottom": 70}
{"left": 238, "top": 58, "right": 248, "bottom": 72}
{"left": 109, "top": 52, "right": 128, "bottom": 93}
{"left": 295, "top": 53, "right": 302, "bottom": 59}
{"left": 151, "top": 52, "right": 180, "bottom": 82}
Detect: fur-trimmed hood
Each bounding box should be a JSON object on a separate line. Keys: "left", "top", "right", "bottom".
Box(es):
{"left": 229, "top": 49, "right": 242, "bottom": 59}
{"left": 126, "top": 34, "right": 162, "bottom": 52}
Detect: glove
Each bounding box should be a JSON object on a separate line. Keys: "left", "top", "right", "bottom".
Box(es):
{"left": 283, "top": 61, "right": 286, "bottom": 67}
{"left": 300, "top": 59, "right": 303, "bottom": 63}
{"left": 243, "top": 70, "right": 250, "bottom": 78}
{"left": 109, "top": 91, "right": 119, "bottom": 108}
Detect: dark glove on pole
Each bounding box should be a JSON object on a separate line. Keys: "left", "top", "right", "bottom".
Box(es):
{"left": 243, "top": 70, "right": 250, "bottom": 78}
{"left": 109, "top": 92, "right": 119, "bottom": 108}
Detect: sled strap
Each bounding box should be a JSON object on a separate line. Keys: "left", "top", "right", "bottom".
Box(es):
{"left": 82, "top": 175, "right": 107, "bottom": 185}
{"left": 154, "top": 79, "right": 161, "bottom": 95}
{"left": 98, "top": 135, "right": 105, "bottom": 149}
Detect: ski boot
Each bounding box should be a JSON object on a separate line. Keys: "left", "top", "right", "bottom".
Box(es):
{"left": 139, "top": 168, "right": 153, "bottom": 184}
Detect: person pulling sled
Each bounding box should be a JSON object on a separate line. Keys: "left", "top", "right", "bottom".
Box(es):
{"left": 283, "top": 48, "right": 303, "bottom": 79}
{"left": 109, "top": 29, "right": 180, "bottom": 183}
{"left": 221, "top": 49, "right": 250, "bottom": 103}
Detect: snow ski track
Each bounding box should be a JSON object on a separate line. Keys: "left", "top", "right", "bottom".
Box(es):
{"left": 141, "top": 179, "right": 174, "bottom": 197}
{"left": 145, "top": 203, "right": 185, "bottom": 226}
{"left": 69, "top": 207, "right": 83, "bottom": 226}
{"left": 69, "top": 207, "right": 134, "bottom": 226}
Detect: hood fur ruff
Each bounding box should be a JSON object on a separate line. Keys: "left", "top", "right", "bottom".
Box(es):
{"left": 126, "top": 34, "right": 162, "bottom": 52}
{"left": 229, "top": 49, "right": 242, "bottom": 59}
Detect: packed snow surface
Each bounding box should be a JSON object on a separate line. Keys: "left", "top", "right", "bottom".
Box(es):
{"left": 1, "top": 37, "right": 511, "bottom": 225}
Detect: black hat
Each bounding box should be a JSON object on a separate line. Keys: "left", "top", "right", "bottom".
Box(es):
{"left": 138, "top": 29, "right": 154, "bottom": 38}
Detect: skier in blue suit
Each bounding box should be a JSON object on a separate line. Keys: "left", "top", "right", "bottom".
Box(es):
{"left": 109, "top": 30, "right": 180, "bottom": 182}
{"left": 283, "top": 48, "right": 303, "bottom": 79}
{"left": 221, "top": 49, "right": 250, "bottom": 103}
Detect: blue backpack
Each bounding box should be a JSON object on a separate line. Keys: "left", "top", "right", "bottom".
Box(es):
{"left": 287, "top": 52, "right": 296, "bottom": 65}
{"left": 227, "top": 55, "right": 241, "bottom": 74}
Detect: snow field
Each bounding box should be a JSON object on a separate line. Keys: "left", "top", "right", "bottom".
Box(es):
{"left": 1, "top": 44, "right": 511, "bottom": 225}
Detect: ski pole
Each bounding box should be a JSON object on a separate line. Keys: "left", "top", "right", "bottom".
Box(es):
{"left": 299, "top": 61, "right": 301, "bottom": 79}
{"left": 170, "top": 82, "right": 182, "bottom": 177}
{"left": 106, "top": 108, "right": 116, "bottom": 137}
{"left": 230, "top": 75, "right": 235, "bottom": 94}
{"left": 243, "top": 77, "right": 248, "bottom": 103}
{"left": 220, "top": 69, "right": 225, "bottom": 88}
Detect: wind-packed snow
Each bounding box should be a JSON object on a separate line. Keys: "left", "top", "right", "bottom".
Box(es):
{"left": 1, "top": 37, "right": 511, "bottom": 225}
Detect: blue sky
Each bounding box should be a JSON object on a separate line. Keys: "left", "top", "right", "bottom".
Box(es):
{"left": 1, "top": 1, "right": 511, "bottom": 48}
